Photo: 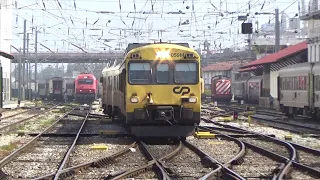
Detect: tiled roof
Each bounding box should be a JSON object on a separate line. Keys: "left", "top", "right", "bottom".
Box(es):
{"left": 0, "top": 50, "right": 14, "bottom": 59}
{"left": 239, "top": 66, "right": 258, "bottom": 72}
{"left": 203, "top": 61, "right": 244, "bottom": 72}
{"left": 241, "top": 41, "right": 307, "bottom": 69}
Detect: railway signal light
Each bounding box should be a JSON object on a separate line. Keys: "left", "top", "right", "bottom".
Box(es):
{"left": 233, "top": 111, "right": 238, "bottom": 120}
{"left": 241, "top": 23, "right": 253, "bottom": 34}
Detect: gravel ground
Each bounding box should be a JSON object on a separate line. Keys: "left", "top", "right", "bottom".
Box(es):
{"left": 46, "top": 117, "right": 84, "bottom": 134}
{"left": 18, "top": 114, "right": 62, "bottom": 133}
{"left": 0, "top": 110, "right": 44, "bottom": 130}
{"left": 146, "top": 144, "right": 180, "bottom": 160}
{"left": 0, "top": 109, "right": 27, "bottom": 118}
{"left": 163, "top": 145, "right": 213, "bottom": 179}
{"left": 187, "top": 136, "right": 240, "bottom": 164}
{"left": 2, "top": 137, "right": 74, "bottom": 179}
{"left": 297, "top": 150, "right": 320, "bottom": 171}
{"left": 232, "top": 149, "right": 280, "bottom": 179}
{"left": 72, "top": 146, "right": 149, "bottom": 179}
{"left": 83, "top": 120, "right": 127, "bottom": 134}
{"left": 134, "top": 170, "right": 158, "bottom": 179}
{"left": 68, "top": 137, "right": 134, "bottom": 166}
{"left": 0, "top": 135, "right": 34, "bottom": 159}
{"left": 289, "top": 169, "right": 319, "bottom": 180}
{"left": 238, "top": 137, "right": 290, "bottom": 158}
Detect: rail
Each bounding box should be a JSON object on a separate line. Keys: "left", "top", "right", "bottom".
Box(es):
{"left": 0, "top": 105, "right": 78, "bottom": 169}
{"left": 199, "top": 118, "right": 320, "bottom": 179}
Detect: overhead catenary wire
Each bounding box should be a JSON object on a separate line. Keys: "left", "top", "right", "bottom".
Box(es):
{"left": 12, "top": 0, "right": 300, "bottom": 52}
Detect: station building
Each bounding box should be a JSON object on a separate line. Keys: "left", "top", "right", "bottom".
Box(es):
{"left": 300, "top": 0, "right": 320, "bottom": 62}
{"left": 239, "top": 41, "right": 308, "bottom": 108}
{"left": 0, "top": 0, "right": 13, "bottom": 101}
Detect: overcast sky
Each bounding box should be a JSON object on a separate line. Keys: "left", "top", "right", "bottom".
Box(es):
{"left": 10, "top": 0, "right": 302, "bottom": 53}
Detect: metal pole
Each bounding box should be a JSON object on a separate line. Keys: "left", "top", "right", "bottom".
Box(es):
{"left": 29, "top": 61, "right": 31, "bottom": 100}
{"left": 22, "top": 19, "right": 27, "bottom": 100}
{"left": 18, "top": 48, "right": 22, "bottom": 101}
{"left": 26, "top": 33, "right": 30, "bottom": 100}
{"left": 14, "top": 63, "right": 17, "bottom": 89}
{"left": 35, "top": 27, "right": 38, "bottom": 98}
{"left": 275, "top": 8, "right": 280, "bottom": 52}
{"left": 0, "top": 63, "right": 2, "bottom": 108}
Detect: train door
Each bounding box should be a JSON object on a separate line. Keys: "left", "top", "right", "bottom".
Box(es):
{"left": 248, "top": 82, "right": 260, "bottom": 103}
{"left": 53, "top": 80, "right": 63, "bottom": 94}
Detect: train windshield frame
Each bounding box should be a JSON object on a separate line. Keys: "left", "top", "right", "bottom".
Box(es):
{"left": 174, "top": 62, "right": 198, "bottom": 84}
{"left": 78, "top": 79, "right": 94, "bottom": 84}
{"left": 128, "top": 62, "right": 152, "bottom": 84}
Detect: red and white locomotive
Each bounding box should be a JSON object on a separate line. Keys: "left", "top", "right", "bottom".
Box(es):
{"left": 211, "top": 75, "right": 232, "bottom": 102}
{"left": 74, "top": 73, "right": 98, "bottom": 103}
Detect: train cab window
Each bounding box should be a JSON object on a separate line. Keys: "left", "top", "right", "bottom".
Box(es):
{"left": 78, "top": 79, "right": 93, "bottom": 84}
{"left": 156, "top": 63, "right": 169, "bottom": 83}
{"left": 174, "top": 62, "right": 197, "bottom": 84}
{"left": 129, "top": 62, "right": 151, "bottom": 84}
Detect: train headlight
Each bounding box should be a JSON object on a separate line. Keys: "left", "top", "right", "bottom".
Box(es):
{"left": 130, "top": 97, "right": 139, "bottom": 103}
{"left": 80, "top": 90, "right": 82, "bottom": 92}
{"left": 189, "top": 97, "right": 197, "bottom": 103}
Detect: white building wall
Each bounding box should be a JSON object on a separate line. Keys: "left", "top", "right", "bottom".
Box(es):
{"left": 270, "top": 71, "right": 279, "bottom": 98}
{"left": 0, "top": 0, "right": 13, "bottom": 101}
{"left": 307, "top": 19, "right": 320, "bottom": 62}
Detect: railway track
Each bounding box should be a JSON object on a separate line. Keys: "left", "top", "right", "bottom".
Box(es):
{"left": 198, "top": 118, "right": 320, "bottom": 179}
{"left": 23, "top": 137, "right": 251, "bottom": 180}
{"left": 0, "top": 104, "right": 93, "bottom": 179}
{"left": 203, "top": 103, "right": 320, "bottom": 136}
{"left": 0, "top": 104, "right": 59, "bottom": 133}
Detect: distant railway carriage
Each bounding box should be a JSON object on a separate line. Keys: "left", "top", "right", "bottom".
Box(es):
{"left": 211, "top": 75, "right": 232, "bottom": 102}
{"left": 278, "top": 62, "right": 319, "bottom": 118}
{"left": 65, "top": 78, "right": 75, "bottom": 101}
{"left": 247, "top": 76, "right": 263, "bottom": 104}
{"left": 101, "top": 42, "right": 204, "bottom": 137}
{"left": 48, "top": 77, "right": 66, "bottom": 101}
{"left": 37, "top": 81, "right": 47, "bottom": 99}
{"left": 74, "top": 73, "right": 98, "bottom": 103}
{"left": 232, "top": 79, "right": 248, "bottom": 102}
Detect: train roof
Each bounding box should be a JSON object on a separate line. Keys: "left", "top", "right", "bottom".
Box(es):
{"left": 50, "top": 77, "right": 64, "bottom": 80}
{"left": 247, "top": 76, "right": 263, "bottom": 82}
{"left": 102, "top": 63, "right": 121, "bottom": 73}
{"left": 126, "top": 43, "right": 197, "bottom": 55}
{"left": 278, "top": 62, "right": 311, "bottom": 76}
{"left": 76, "top": 73, "right": 96, "bottom": 78}
{"left": 211, "top": 75, "right": 230, "bottom": 80}
{"left": 125, "top": 43, "right": 189, "bottom": 54}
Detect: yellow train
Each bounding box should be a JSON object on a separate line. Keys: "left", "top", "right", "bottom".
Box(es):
{"left": 100, "top": 43, "right": 203, "bottom": 137}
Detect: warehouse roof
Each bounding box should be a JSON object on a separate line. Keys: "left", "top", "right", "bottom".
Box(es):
{"left": 0, "top": 50, "right": 14, "bottom": 60}
{"left": 203, "top": 61, "right": 244, "bottom": 72}
{"left": 240, "top": 41, "right": 307, "bottom": 69}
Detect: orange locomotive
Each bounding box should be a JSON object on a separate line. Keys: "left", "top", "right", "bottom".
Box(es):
{"left": 74, "top": 73, "right": 98, "bottom": 103}
{"left": 211, "top": 75, "right": 232, "bottom": 103}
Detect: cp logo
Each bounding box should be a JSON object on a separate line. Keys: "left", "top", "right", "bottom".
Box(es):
{"left": 173, "top": 86, "right": 190, "bottom": 95}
